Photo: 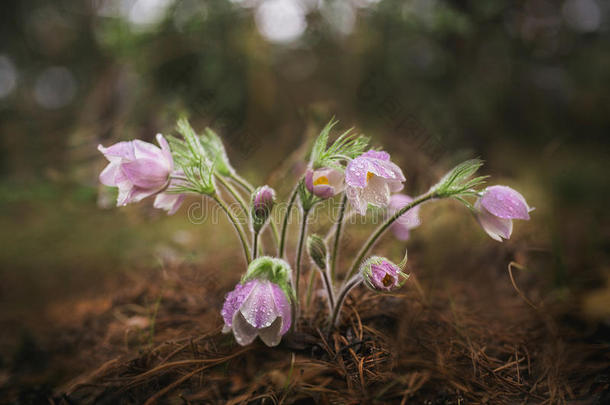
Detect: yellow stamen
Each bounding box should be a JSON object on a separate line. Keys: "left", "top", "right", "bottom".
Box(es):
{"left": 313, "top": 176, "right": 329, "bottom": 186}
{"left": 366, "top": 172, "right": 374, "bottom": 183}
{"left": 382, "top": 274, "right": 393, "bottom": 287}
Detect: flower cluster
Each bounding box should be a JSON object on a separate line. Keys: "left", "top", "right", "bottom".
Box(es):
{"left": 98, "top": 118, "right": 532, "bottom": 347}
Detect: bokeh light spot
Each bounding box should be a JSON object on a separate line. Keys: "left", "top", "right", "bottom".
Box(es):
{"left": 34, "top": 67, "right": 77, "bottom": 109}
{"left": 255, "top": 0, "right": 307, "bottom": 44}
{"left": 0, "top": 55, "right": 18, "bottom": 99}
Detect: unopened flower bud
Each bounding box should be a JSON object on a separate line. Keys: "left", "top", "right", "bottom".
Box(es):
{"left": 251, "top": 185, "right": 275, "bottom": 231}
{"left": 307, "top": 234, "right": 327, "bottom": 270}
{"left": 360, "top": 254, "right": 409, "bottom": 292}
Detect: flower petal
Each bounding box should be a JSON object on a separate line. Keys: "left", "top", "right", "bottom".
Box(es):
{"left": 346, "top": 186, "right": 368, "bottom": 215}
{"left": 270, "top": 283, "right": 291, "bottom": 335}
{"left": 99, "top": 162, "right": 121, "bottom": 186}
{"left": 481, "top": 186, "right": 530, "bottom": 220}
{"left": 98, "top": 142, "right": 135, "bottom": 163}
{"left": 132, "top": 139, "right": 165, "bottom": 162}
{"left": 154, "top": 193, "right": 185, "bottom": 215}
{"left": 257, "top": 317, "right": 283, "bottom": 347}
{"left": 239, "top": 280, "right": 278, "bottom": 329}
{"left": 361, "top": 175, "right": 391, "bottom": 208}
{"left": 232, "top": 311, "right": 258, "bottom": 346}
{"left": 361, "top": 150, "right": 390, "bottom": 161}
{"left": 476, "top": 202, "right": 513, "bottom": 241}
{"left": 305, "top": 169, "right": 314, "bottom": 193}
{"left": 120, "top": 159, "right": 170, "bottom": 189}
{"left": 346, "top": 151, "right": 405, "bottom": 188}
{"left": 221, "top": 281, "right": 256, "bottom": 328}
{"left": 313, "top": 184, "right": 335, "bottom": 199}
{"left": 156, "top": 133, "right": 174, "bottom": 170}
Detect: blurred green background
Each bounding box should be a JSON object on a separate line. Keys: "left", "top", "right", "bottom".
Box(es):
{"left": 0, "top": 0, "right": 609, "bottom": 330}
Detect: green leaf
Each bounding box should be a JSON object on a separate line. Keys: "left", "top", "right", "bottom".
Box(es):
{"left": 310, "top": 118, "right": 370, "bottom": 169}
{"left": 430, "top": 158, "right": 487, "bottom": 200}
{"left": 200, "top": 127, "right": 235, "bottom": 177}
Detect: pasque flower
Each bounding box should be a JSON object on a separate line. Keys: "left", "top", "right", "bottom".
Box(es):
{"left": 305, "top": 168, "right": 345, "bottom": 199}
{"left": 361, "top": 256, "right": 408, "bottom": 292}
{"left": 345, "top": 150, "right": 406, "bottom": 215}
{"left": 475, "top": 185, "right": 532, "bottom": 241}
{"left": 221, "top": 279, "right": 291, "bottom": 347}
{"left": 251, "top": 185, "right": 276, "bottom": 231}
{"left": 388, "top": 194, "right": 421, "bottom": 241}
{"left": 153, "top": 175, "right": 186, "bottom": 215}
{"left": 98, "top": 134, "right": 174, "bottom": 206}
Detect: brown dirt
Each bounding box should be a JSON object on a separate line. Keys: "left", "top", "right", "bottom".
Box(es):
{"left": 2, "top": 253, "right": 608, "bottom": 405}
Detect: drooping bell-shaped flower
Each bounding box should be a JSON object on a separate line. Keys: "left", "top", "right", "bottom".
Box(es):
{"left": 360, "top": 255, "right": 409, "bottom": 292}
{"left": 98, "top": 134, "right": 174, "bottom": 206}
{"left": 251, "top": 185, "right": 276, "bottom": 231}
{"left": 305, "top": 168, "right": 345, "bottom": 199}
{"left": 222, "top": 256, "right": 293, "bottom": 347}
{"left": 345, "top": 150, "right": 406, "bottom": 215}
{"left": 475, "top": 185, "right": 532, "bottom": 242}
{"left": 388, "top": 194, "right": 422, "bottom": 241}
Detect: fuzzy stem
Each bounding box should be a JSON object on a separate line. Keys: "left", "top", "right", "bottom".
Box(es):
{"left": 230, "top": 173, "right": 252, "bottom": 193}
{"left": 229, "top": 173, "right": 280, "bottom": 246}
{"left": 304, "top": 267, "right": 316, "bottom": 309}
{"left": 212, "top": 194, "right": 251, "bottom": 264}
{"left": 320, "top": 267, "right": 335, "bottom": 310}
{"left": 216, "top": 175, "right": 249, "bottom": 216}
{"left": 278, "top": 184, "right": 299, "bottom": 258}
{"left": 293, "top": 207, "right": 310, "bottom": 326}
{"left": 329, "top": 276, "right": 362, "bottom": 328}
{"left": 330, "top": 194, "right": 348, "bottom": 282}
{"left": 252, "top": 229, "right": 260, "bottom": 259}
{"left": 343, "top": 191, "right": 436, "bottom": 285}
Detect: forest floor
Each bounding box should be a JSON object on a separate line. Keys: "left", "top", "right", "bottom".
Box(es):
{"left": 2, "top": 246, "right": 608, "bottom": 404}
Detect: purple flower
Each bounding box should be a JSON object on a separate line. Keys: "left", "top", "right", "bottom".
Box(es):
{"left": 98, "top": 134, "right": 174, "bottom": 206}
{"left": 251, "top": 186, "right": 276, "bottom": 230}
{"left": 345, "top": 150, "right": 406, "bottom": 215}
{"left": 361, "top": 256, "right": 407, "bottom": 292}
{"left": 305, "top": 168, "right": 345, "bottom": 199}
{"left": 475, "top": 185, "right": 532, "bottom": 241}
{"left": 388, "top": 194, "right": 421, "bottom": 241}
{"left": 221, "top": 279, "right": 291, "bottom": 347}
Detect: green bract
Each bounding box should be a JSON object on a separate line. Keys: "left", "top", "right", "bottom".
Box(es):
{"left": 166, "top": 118, "right": 216, "bottom": 195}
{"left": 310, "top": 118, "right": 370, "bottom": 170}
{"left": 200, "top": 127, "right": 235, "bottom": 177}
{"left": 430, "top": 159, "right": 488, "bottom": 207}
{"left": 242, "top": 256, "right": 294, "bottom": 302}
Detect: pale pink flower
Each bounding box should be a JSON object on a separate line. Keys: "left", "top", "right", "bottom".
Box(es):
{"left": 221, "top": 279, "right": 291, "bottom": 347}
{"left": 305, "top": 168, "right": 345, "bottom": 199}
{"left": 345, "top": 150, "right": 405, "bottom": 215}
{"left": 98, "top": 134, "right": 173, "bottom": 206}
{"left": 475, "top": 185, "right": 532, "bottom": 241}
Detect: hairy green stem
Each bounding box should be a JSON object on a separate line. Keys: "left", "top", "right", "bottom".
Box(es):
{"left": 343, "top": 191, "right": 436, "bottom": 284}
{"left": 212, "top": 194, "right": 252, "bottom": 264}
{"left": 330, "top": 194, "right": 348, "bottom": 282}
{"left": 304, "top": 267, "right": 316, "bottom": 309}
{"left": 294, "top": 208, "right": 310, "bottom": 320}
{"left": 217, "top": 175, "right": 249, "bottom": 215}
{"left": 252, "top": 229, "right": 260, "bottom": 259}
{"left": 278, "top": 184, "right": 299, "bottom": 258}
{"left": 321, "top": 267, "right": 335, "bottom": 310}
{"left": 329, "top": 276, "right": 362, "bottom": 328}
{"left": 230, "top": 173, "right": 280, "bottom": 246}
